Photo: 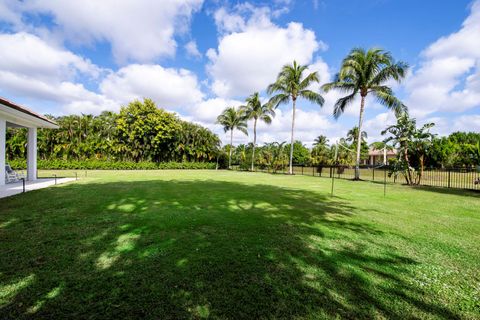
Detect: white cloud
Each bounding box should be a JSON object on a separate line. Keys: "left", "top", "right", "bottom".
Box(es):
{"left": 0, "top": 32, "right": 117, "bottom": 113}
{"left": 0, "top": 32, "right": 99, "bottom": 81}
{"left": 362, "top": 112, "right": 398, "bottom": 142}
{"left": 187, "top": 97, "right": 243, "bottom": 124}
{"left": 254, "top": 107, "right": 344, "bottom": 147}
{"left": 185, "top": 40, "right": 202, "bottom": 58}
{"left": 405, "top": 0, "right": 480, "bottom": 117}
{"left": 207, "top": 5, "right": 325, "bottom": 98}
{"left": 0, "top": 32, "right": 206, "bottom": 115}
{"left": 4, "top": 0, "right": 204, "bottom": 64}
{"left": 100, "top": 64, "right": 204, "bottom": 109}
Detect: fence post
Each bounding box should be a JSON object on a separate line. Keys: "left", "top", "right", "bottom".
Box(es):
{"left": 329, "top": 167, "right": 332, "bottom": 178}
{"left": 312, "top": 166, "right": 314, "bottom": 176}
{"left": 448, "top": 169, "right": 451, "bottom": 188}
{"left": 22, "top": 178, "right": 25, "bottom": 193}
{"left": 54, "top": 174, "right": 57, "bottom": 185}
{"left": 373, "top": 167, "right": 375, "bottom": 181}
{"left": 301, "top": 166, "right": 304, "bottom": 175}
{"left": 75, "top": 172, "right": 78, "bottom": 181}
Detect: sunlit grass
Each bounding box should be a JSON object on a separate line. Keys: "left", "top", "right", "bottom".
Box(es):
{"left": 0, "top": 170, "right": 479, "bottom": 319}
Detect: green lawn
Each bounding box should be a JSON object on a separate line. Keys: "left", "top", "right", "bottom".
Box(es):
{"left": 1, "top": 170, "right": 479, "bottom": 319}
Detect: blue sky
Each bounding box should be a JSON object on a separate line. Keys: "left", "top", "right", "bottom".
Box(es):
{"left": 0, "top": 0, "right": 478, "bottom": 146}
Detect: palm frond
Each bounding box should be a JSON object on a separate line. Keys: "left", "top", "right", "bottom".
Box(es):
{"left": 333, "top": 92, "right": 357, "bottom": 119}
{"left": 299, "top": 89, "right": 325, "bottom": 106}
{"left": 268, "top": 93, "right": 290, "bottom": 109}
{"left": 372, "top": 87, "right": 408, "bottom": 116}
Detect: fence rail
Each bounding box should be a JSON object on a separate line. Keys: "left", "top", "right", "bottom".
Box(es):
{"left": 230, "top": 165, "right": 480, "bottom": 191}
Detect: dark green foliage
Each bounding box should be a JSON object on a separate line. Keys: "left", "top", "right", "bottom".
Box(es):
{"left": 8, "top": 159, "right": 216, "bottom": 170}
{"left": 427, "top": 132, "right": 480, "bottom": 167}
{"left": 286, "top": 140, "right": 311, "bottom": 165}
{"left": 116, "top": 99, "right": 180, "bottom": 162}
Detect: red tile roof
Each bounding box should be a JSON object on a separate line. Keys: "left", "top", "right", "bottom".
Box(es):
{"left": 368, "top": 148, "right": 397, "bottom": 156}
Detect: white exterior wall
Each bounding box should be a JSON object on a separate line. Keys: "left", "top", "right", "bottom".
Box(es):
{"left": 0, "top": 118, "right": 5, "bottom": 185}
{"left": 27, "top": 127, "right": 37, "bottom": 181}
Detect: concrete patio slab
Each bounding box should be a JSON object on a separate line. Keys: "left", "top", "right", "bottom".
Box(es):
{"left": 0, "top": 178, "right": 76, "bottom": 199}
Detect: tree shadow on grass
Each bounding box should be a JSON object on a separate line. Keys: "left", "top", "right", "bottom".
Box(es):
{"left": 369, "top": 180, "right": 480, "bottom": 198}
{"left": 0, "top": 179, "right": 462, "bottom": 319}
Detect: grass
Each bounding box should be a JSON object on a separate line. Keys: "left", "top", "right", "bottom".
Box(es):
{"left": 0, "top": 170, "right": 479, "bottom": 319}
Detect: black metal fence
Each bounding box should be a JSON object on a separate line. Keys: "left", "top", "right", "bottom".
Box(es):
{"left": 230, "top": 165, "right": 480, "bottom": 191}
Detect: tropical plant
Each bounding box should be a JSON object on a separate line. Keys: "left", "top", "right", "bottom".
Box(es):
{"left": 382, "top": 113, "right": 435, "bottom": 185}
{"left": 311, "top": 135, "right": 331, "bottom": 166}
{"left": 285, "top": 140, "right": 311, "bottom": 166}
{"left": 322, "top": 47, "right": 408, "bottom": 179}
{"left": 313, "top": 135, "right": 329, "bottom": 148}
{"left": 346, "top": 126, "right": 367, "bottom": 144}
{"left": 267, "top": 60, "right": 324, "bottom": 174}
{"left": 116, "top": 99, "right": 180, "bottom": 162}
{"left": 241, "top": 92, "right": 275, "bottom": 171}
{"left": 216, "top": 106, "right": 248, "bottom": 169}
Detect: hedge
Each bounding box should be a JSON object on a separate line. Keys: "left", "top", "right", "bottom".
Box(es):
{"left": 8, "top": 159, "right": 217, "bottom": 170}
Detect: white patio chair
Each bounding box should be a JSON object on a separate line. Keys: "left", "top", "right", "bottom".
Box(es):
{"left": 5, "top": 164, "right": 25, "bottom": 183}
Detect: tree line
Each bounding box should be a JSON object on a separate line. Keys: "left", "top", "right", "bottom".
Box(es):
{"left": 6, "top": 99, "right": 221, "bottom": 163}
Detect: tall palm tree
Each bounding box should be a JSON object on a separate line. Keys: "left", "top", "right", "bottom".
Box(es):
{"left": 267, "top": 60, "right": 325, "bottom": 174}
{"left": 241, "top": 92, "right": 275, "bottom": 171}
{"left": 322, "top": 48, "right": 408, "bottom": 180}
{"left": 216, "top": 107, "right": 248, "bottom": 169}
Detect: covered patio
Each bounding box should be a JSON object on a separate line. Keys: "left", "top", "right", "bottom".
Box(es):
{"left": 1, "top": 97, "right": 60, "bottom": 193}
{"left": 0, "top": 177, "right": 76, "bottom": 199}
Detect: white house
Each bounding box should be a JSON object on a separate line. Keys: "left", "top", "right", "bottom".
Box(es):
{"left": 0, "top": 97, "right": 58, "bottom": 186}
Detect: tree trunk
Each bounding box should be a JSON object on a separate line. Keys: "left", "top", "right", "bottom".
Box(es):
{"left": 354, "top": 96, "right": 366, "bottom": 180}
{"left": 289, "top": 99, "right": 297, "bottom": 175}
{"left": 229, "top": 130, "right": 233, "bottom": 169}
{"left": 251, "top": 118, "right": 257, "bottom": 171}
{"left": 417, "top": 154, "right": 424, "bottom": 185}
{"left": 404, "top": 147, "right": 413, "bottom": 185}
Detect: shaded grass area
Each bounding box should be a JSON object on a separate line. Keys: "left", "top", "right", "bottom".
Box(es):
{"left": 0, "top": 170, "right": 479, "bottom": 319}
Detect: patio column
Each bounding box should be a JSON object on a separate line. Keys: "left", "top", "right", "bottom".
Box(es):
{"left": 0, "top": 118, "right": 5, "bottom": 186}
{"left": 27, "top": 127, "right": 37, "bottom": 181}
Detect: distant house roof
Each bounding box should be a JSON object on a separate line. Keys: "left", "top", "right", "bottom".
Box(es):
{"left": 0, "top": 97, "right": 58, "bottom": 128}
{"left": 368, "top": 147, "right": 397, "bottom": 156}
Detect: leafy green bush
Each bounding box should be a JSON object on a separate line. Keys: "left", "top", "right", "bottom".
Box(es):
{"left": 8, "top": 159, "right": 216, "bottom": 170}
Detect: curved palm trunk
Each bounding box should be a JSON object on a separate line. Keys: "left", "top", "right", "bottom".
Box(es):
{"left": 403, "top": 147, "right": 413, "bottom": 185}
{"left": 229, "top": 129, "right": 233, "bottom": 169}
{"left": 289, "top": 99, "right": 297, "bottom": 175}
{"left": 354, "top": 96, "right": 366, "bottom": 180}
{"left": 251, "top": 118, "right": 257, "bottom": 171}
{"left": 418, "top": 154, "right": 424, "bottom": 185}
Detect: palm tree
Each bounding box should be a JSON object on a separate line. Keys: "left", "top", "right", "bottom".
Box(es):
{"left": 267, "top": 60, "right": 325, "bottom": 174}
{"left": 346, "top": 126, "right": 367, "bottom": 145}
{"left": 322, "top": 48, "right": 408, "bottom": 180}
{"left": 241, "top": 92, "right": 275, "bottom": 171}
{"left": 216, "top": 107, "right": 248, "bottom": 169}
{"left": 313, "top": 135, "right": 329, "bottom": 148}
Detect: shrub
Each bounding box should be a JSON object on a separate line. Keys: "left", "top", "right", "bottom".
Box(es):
{"left": 8, "top": 159, "right": 216, "bottom": 170}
